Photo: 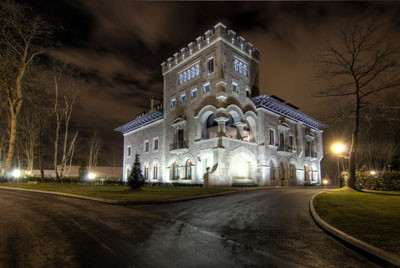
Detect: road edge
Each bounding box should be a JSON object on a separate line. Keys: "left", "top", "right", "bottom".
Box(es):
{"left": 309, "top": 192, "right": 400, "bottom": 268}
{"left": 0, "top": 185, "right": 269, "bottom": 205}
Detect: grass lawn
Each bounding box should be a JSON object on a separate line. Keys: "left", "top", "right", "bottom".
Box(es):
{"left": 314, "top": 187, "right": 400, "bottom": 256}
{"left": 0, "top": 182, "right": 238, "bottom": 202}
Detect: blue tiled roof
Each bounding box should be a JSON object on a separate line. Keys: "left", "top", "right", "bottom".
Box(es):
{"left": 114, "top": 109, "right": 163, "bottom": 134}
{"left": 251, "top": 95, "right": 325, "bottom": 130}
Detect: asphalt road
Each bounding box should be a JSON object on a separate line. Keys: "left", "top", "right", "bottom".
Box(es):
{"left": 0, "top": 188, "right": 382, "bottom": 268}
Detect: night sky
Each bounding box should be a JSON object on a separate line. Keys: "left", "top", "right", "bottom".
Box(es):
{"left": 20, "top": 1, "right": 400, "bottom": 165}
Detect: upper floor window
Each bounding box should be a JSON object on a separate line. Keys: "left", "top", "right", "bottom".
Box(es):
{"left": 269, "top": 129, "right": 275, "bottom": 145}
{"left": 181, "top": 94, "right": 186, "bottom": 103}
{"left": 203, "top": 82, "right": 210, "bottom": 93}
{"left": 191, "top": 88, "right": 198, "bottom": 98}
{"left": 207, "top": 58, "right": 214, "bottom": 74}
{"left": 127, "top": 146, "right": 131, "bottom": 156}
{"left": 232, "top": 82, "right": 238, "bottom": 93}
{"left": 234, "top": 59, "right": 248, "bottom": 77}
{"left": 170, "top": 98, "right": 176, "bottom": 108}
{"left": 153, "top": 138, "right": 159, "bottom": 151}
{"left": 144, "top": 140, "right": 149, "bottom": 152}
{"left": 179, "top": 64, "right": 200, "bottom": 85}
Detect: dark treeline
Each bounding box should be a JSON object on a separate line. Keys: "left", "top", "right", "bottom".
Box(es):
{"left": 0, "top": 1, "right": 103, "bottom": 178}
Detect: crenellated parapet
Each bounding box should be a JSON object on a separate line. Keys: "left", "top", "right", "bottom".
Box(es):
{"left": 160, "top": 22, "right": 260, "bottom": 74}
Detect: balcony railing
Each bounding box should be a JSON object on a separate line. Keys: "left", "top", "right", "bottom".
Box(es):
{"left": 170, "top": 141, "right": 188, "bottom": 151}
{"left": 305, "top": 149, "right": 317, "bottom": 158}
{"left": 277, "top": 144, "right": 294, "bottom": 152}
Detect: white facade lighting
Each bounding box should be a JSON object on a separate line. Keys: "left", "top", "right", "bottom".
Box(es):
{"left": 12, "top": 169, "right": 21, "bottom": 178}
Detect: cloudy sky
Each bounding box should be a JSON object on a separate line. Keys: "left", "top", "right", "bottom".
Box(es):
{"left": 21, "top": 1, "right": 400, "bottom": 165}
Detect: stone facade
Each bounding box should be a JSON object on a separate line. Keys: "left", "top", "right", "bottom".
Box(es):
{"left": 115, "top": 23, "right": 324, "bottom": 187}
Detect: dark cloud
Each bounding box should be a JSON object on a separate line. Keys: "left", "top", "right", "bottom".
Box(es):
{"left": 19, "top": 1, "right": 400, "bottom": 165}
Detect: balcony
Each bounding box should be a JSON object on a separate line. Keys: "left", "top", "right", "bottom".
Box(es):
{"left": 277, "top": 144, "right": 295, "bottom": 156}
{"left": 305, "top": 149, "right": 318, "bottom": 159}
{"left": 170, "top": 141, "right": 189, "bottom": 153}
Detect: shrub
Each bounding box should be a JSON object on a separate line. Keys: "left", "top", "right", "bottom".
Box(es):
{"left": 356, "top": 171, "right": 400, "bottom": 191}
{"left": 127, "top": 153, "right": 144, "bottom": 190}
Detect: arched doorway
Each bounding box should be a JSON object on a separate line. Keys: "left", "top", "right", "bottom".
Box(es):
{"left": 289, "top": 163, "right": 296, "bottom": 185}
{"left": 280, "top": 162, "right": 288, "bottom": 186}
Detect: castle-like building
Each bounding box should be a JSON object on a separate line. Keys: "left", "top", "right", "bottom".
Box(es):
{"left": 115, "top": 23, "right": 324, "bottom": 186}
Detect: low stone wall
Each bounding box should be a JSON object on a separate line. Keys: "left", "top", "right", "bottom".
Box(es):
{"left": 28, "top": 166, "right": 123, "bottom": 179}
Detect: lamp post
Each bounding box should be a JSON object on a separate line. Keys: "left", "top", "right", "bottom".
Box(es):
{"left": 331, "top": 143, "right": 345, "bottom": 187}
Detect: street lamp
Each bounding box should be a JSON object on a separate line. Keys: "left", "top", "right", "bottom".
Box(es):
{"left": 331, "top": 142, "right": 346, "bottom": 187}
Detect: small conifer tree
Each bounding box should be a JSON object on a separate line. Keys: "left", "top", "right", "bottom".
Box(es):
{"left": 128, "top": 153, "right": 144, "bottom": 189}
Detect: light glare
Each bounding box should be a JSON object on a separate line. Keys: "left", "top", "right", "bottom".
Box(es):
{"left": 87, "top": 173, "right": 96, "bottom": 180}
{"left": 331, "top": 143, "right": 345, "bottom": 155}
{"left": 12, "top": 169, "right": 21, "bottom": 178}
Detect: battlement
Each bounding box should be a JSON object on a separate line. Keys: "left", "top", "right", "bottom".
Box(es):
{"left": 161, "top": 22, "right": 260, "bottom": 74}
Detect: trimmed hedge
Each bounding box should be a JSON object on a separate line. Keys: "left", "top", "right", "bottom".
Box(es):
{"left": 356, "top": 171, "right": 400, "bottom": 191}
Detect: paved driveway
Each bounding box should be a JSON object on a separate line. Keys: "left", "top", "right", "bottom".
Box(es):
{"left": 0, "top": 188, "right": 380, "bottom": 268}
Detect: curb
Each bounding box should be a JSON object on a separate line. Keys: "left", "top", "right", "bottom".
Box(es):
{"left": 309, "top": 192, "right": 400, "bottom": 268}
{"left": 0, "top": 186, "right": 270, "bottom": 205}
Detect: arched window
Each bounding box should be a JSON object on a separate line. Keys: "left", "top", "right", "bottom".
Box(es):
{"left": 144, "top": 165, "right": 149, "bottom": 180}
{"left": 153, "top": 163, "right": 159, "bottom": 180}
{"left": 239, "top": 62, "right": 243, "bottom": 73}
{"left": 202, "top": 114, "right": 219, "bottom": 140}
{"left": 187, "top": 69, "right": 191, "bottom": 80}
{"left": 191, "top": 66, "right": 195, "bottom": 77}
{"left": 185, "top": 159, "right": 193, "bottom": 180}
{"left": 243, "top": 64, "right": 248, "bottom": 76}
{"left": 179, "top": 74, "right": 183, "bottom": 85}
{"left": 170, "top": 161, "right": 179, "bottom": 180}
{"left": 234, "top": 60, "right": 239, "bottom": 72}
{"left": 183, "top": 71, "right": 187, "bottom": 82}
{"left": 195, "top": 64, "right": 200, "bottom": 76}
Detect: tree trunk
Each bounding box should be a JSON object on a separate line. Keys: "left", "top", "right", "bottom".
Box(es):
{"left": 5, "top": 111, "right": 18, "bottom": 173}
{"left": 348, "top": 88, "right": 360, "bottom": 189}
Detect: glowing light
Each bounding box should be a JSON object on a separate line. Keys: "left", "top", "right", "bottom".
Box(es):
{"left": 331, "top": 143, "right": 345, "bottom": 155}
{"left": 12, "top": 169, "right": 21, "bottom": 178}
{"left": 322, "top": 179, "right": 328, "bottom": 185}
{"left": 370, "top": 170, "right": 377, "bottom": 176}
{"left": 87, "top": 173, "right": 96, "bottom": 180}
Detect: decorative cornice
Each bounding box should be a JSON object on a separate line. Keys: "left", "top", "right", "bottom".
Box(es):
{"left": 251, "top": 95, "right": 326, "bottom": 130}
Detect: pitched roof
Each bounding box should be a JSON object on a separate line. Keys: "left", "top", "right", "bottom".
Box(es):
{"left": 251, "top": 94, "right": 326, "bottom": 130}
{"left": 114, "top": 109, "right": 163, "bottom": 134}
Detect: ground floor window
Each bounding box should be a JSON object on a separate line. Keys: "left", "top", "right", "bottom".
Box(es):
{"left": 170, "top": 161, "right": 179, "bottom": 180}
{"left": 153, "top": 164, "right": 158, "bottom": 180}
{"left": 184, "top": 159, "right": 193, "bottom": 180}
{"left": 144, "top": 165, "right": 149, "bottom": 179}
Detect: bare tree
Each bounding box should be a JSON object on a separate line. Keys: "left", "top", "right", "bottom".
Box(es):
{"left": 59, "top": 87, "right": 79, "bottom": 178}
{"left": 0, "top": 2, "right": 53, "bottom": 174}
{"left": 314, "top": 20, "right": 400, "bottom": 189}
{"left": 88, "top": 131, "right": 102, "bottom": 172}
{"left": 52, "top": 64, "right": 79, "bottom": 178}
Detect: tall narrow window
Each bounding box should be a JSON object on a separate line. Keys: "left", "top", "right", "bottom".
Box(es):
{"left": 181, "top": 94, "right": 186, "bottom": 103}
{"left": 153, "top": 164, "right": 158, "bottom": 180}
{"left": 185, "top": 159, "right": 192, "bottom": 180}
{"left": 191, "top": 88, "right": 198, "bottom": 98}
{"left": 203, "top": 82, "right": 210, "bottom": 93}
{"left": 179, "top": 74, "right": 183, "bottom": 85}
{"left": 234, "top": 60, "right": 239, "bottom": 71}
{"left": 177, "top": 129, "right": 184, "bottom": 149}
{"left": 153, "top": 138, "right": 159, "bottom": 150}
{"left": 144, "top": 141, "right": 149, "bottom": 152}
{"left": 207, "top": 58, "right": 214, "bottom": 74}
{"left": 171, "top": 98, "right": 176, "bottom": 108}
{"left": 195, "top": 64, "right": 200, "bottom": 76}
{"left": 232, "top": 82, "right": 238, "bottom": 93}
{"left": 280, "top": 133, "right": 284, "bottom": 145}
{"left": 144, "top": 165, "right": 149, "bottom": 179}
{"left": 269, "top": 130, "right": 275, "bottom": 145}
